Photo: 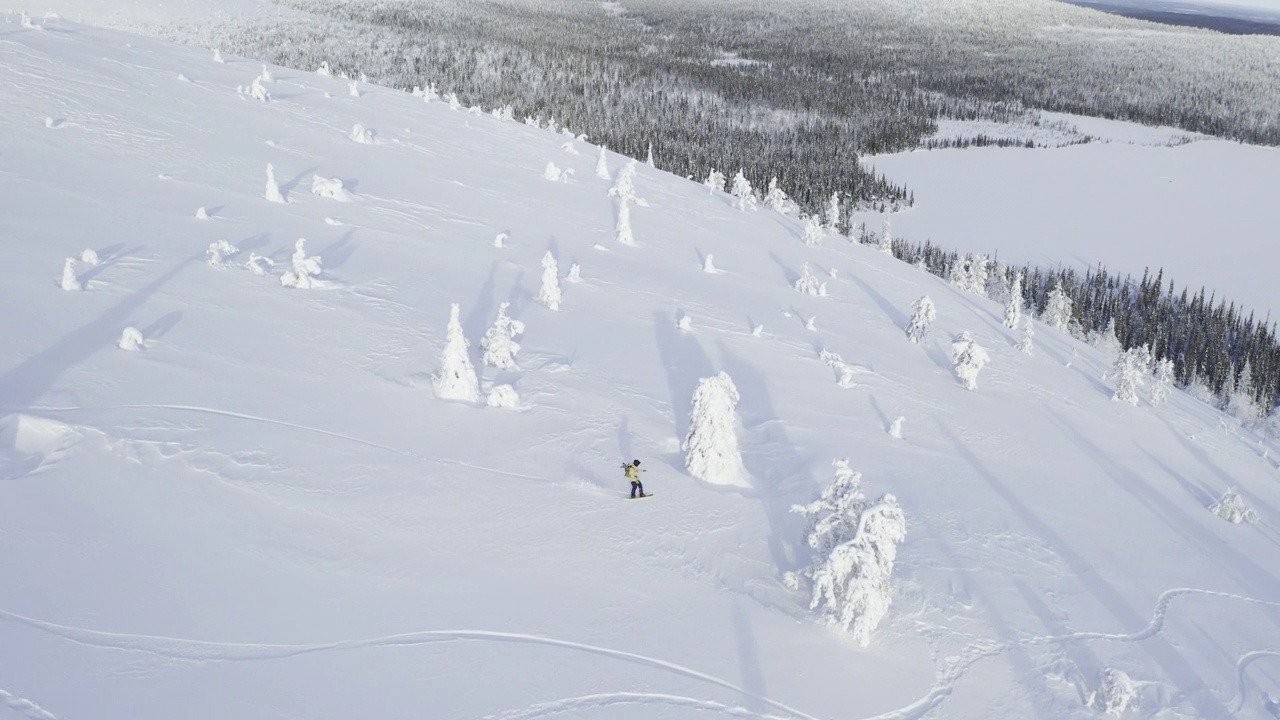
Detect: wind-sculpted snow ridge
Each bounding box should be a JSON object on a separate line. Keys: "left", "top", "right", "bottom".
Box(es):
{"left": 3, "top": 15, "right": 1280, "bottom": 720}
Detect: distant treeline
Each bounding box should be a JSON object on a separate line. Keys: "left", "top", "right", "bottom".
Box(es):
{"left": 887, "top": 235, "right": 1280, "bottom": 415}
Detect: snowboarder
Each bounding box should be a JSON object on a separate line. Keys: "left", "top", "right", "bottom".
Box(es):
{"left": 624, "top": 459, "right": 647, "bottom": 498}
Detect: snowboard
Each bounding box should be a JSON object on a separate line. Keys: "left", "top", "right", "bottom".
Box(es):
{"left": 626, "top": 493, "right": 654, "bottom": 501}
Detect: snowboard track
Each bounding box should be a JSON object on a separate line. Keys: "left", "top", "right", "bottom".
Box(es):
{"left": 5, "top": 587, "right": 1280, "bottom": 720}
{"left": 0, "top": 687, "right": 59, "bottom": 720}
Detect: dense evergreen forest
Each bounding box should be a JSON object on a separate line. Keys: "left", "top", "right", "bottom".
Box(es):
{"left": 197, "top": 0, "right": 1280, "bottom": 420}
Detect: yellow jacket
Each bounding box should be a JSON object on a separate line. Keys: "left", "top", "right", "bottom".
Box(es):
{"left": 625, "top": 465, "right": 645, "bottom": 482}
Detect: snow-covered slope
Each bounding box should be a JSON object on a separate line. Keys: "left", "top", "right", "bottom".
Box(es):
{"left": 3, "top": 17, "right": 1280, "bottom": 720}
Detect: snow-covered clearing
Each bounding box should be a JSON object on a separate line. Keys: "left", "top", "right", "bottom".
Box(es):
{"left": 866, "top": 118, "right": 1280, "bottom": 318}
{"left": 2, "top": 15, "right": 1280, "bottom": 720}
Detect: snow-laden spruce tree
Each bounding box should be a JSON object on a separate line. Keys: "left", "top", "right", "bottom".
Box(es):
{"left": 905, "top": 295, "right": 936, "bottom": 344}
{"left": 764, "top": 177, "right": 796, "bottom": 215}
{"left": 264, "top": 163, "right": 286, "bottom": 204}
{"left": 645, "top": 142, "right": 655, "bottom": 167}
{"left": 877, "top": 216, "right": 893, "bottom": 255}
{"left": 1043, "top": 284, "right": 1074, "bottom": 332}
{"left": 1210, "top": 487, "right": 1258, "bottom": 524}
{"left": 1004, "top": 273, "right": 1023, "bottom": 329}
{"left": 595, "top": 145, "right": 610, "bottom": 180}
{"left": 481, "top": 302, "right": 525, "bottom": 369}
{"left": 802, "top": 215, "right": 824, "bottom": 247}
{"left": 789, "top": 459, "right": 906, "bottom": 646}
{"left": 683, "top": 372, "right": 749, "bottom": 487}
{"left": 432, "top": 303, "right": 479, "bottom": 402}
{"left": 704, "top": 169, "right": 726, "bottom": 194}
{"left": 59, "top": 257, "right": 81, "bottom": 290}
{"left": 487, "top": 384, "right": 520, "bottom": 409}
{"left": 615, "top": 200, "right": 635, "bottom": 247}
{"left": 280, "top": 238, "right": 323, "bottom": 289}
{"left": 1227, "top": 361, "right": 1262, "bottom": 421}
{"left": 948, "top": 254, "right": 989, "bottom": 295}
{"left": 730, "top": 170, "right": 756, "bottom": 211}
{"left": 826, "top": 192, "right": 842, "bottom": 234}
{"left": 249, "top": 76, "right": 270, "bottom": 102}
{"left": 609, "top": 160, "right": 641, "bottom": 204}
{"left": 794, "top": 262, "right": 827, "bottom": 296}
{"left": 1112, "top": 346, "right": 1151, "bottom": 406}
{"left": 543, "top": 162, "right": 563, "bottom": 182}
{"left": 350, "top": 123, "right": 374, "bottom": 144}
{"left": 702, "top": 254, "right": 718, "bottom": 274}
{"left": 951, "top": 332, "right": 990, "bottom": 391}
{"left": 538, "top": 251, "right": 562, "bottom": 310}
{"left": 1017, "top": 318, "right": 1035, "bottom": 355}
{"left": 1150, "top": 357, "right": 1175, "bottom": 406}
{"left": 1092, "top": 318, "right": 1122, "bottom": 360}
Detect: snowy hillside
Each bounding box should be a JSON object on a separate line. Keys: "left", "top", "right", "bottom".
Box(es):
{"left": 3, "top": 16, "right": 1280, "bottom": 720}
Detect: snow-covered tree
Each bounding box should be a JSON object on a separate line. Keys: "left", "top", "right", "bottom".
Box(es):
{"left": 730, "top": 170, "right": 756, "bottom": 211}
{"left": 820, "top": 350, "right": 857, "bottom": 388}
{"left": 538, "top": 251, "right": 562, "bottom": 310}
{"left": 1091, "top": 317, "right": 1122, "bottom": 360}
{"left": 480, "top": 302, "right": 525, "bottom": 369}
{"left": 764, "top": 177, "right": 796, "bottom": 215}
{"left": 825, "top": 192, "right": 842, "bottom": 234}
{"left": 348, "top": 80, "right": 360, "bottom": 97}
{"left": 905, "top": 295, "right": 936, "bottom": 344}
{"left": 615, "top": 199, "right": 635, "bottom": 247}
{"left": 948, "top": 254, "right": 989, "bottom": 295}
{"left": 645, "top": 142, "right": 655, "bottom": 167}
{"left": 212, "top": 48, "right": 225, "bottom": 63}
{"left": 59, "top": 257, "right": 81, "bottom": 291}
{"left": 794, "top": 262, "right": 827, "bottom": 296}
{"left": 311, "top": 175, "right": 353, "bottom": 201}
{"left": 1089, "top": 668, "right": 1140, "bottom": 718}
{"left": 1003, "top": 273, "right": 1023, "bottom": 329}
{"left": 566, "top": 263, "right": 582, "bottom": 283}
{"left": 1042, "top": 284, "right": 1074, "bottom": 332}
{"left": 704, "top": 169, "right": 726, "bottom": 194}
{"left": 790, "top": 460, "right": 906, "bottom": 646}
{"left": 877, "top": 216, "right": 893, "bottom": 254}
{"left": 280, "top": 238, "right": 323, "bottom": 289}
{"left": 702, "top": 254, "right": 718, "bottom": 273}
{"left": 1227, "top": 361, "right": 1262, "bottom": 421}
{"left": 802, "top": 215, "right": 824, "bottom": 247}
{"left": 207, "top": 239, "right": 240, "bottom": 266}
{"left": 195, "top": 207, "right": 210, "bottom": 220}
{"left": 1150, "top": 357, "right": 1175, "bottom": 406}
{"left": 1112, "top": 346, "right": 1151, "bottom": 406}
{"left": 249, "top": 76, "right": 270, "bottom": 102}
{"left": 350, "top": 123, "right": 374, "bottom": 144}
{"left": 683, "top": 372, "right": 748, "bottom": 487}
{"left": 1017, "top": 317, "right": 1035, "bottom": 355}
{"left": 608, "top": 161, "right": 641, "bottom": 204}
{"left": 951, "top": 332, "right": 990, "bottom": 391}
{"left": 543, "top": 162, "right": 563, "bottom": 182}
{"left": 889, "top": 417, "right": 905, "bottom": 439}
{"left": 432, "top": 303, "right": 479, "bottom": 402}
{"left": 258, "top": 64, "right": 273, "bottom": 83}
{"left": 264, "top": 163, "right": 286, "bottom": 204}
{"left": 79, "top": 248, "right": 99, "bottom": 266}
{"left": 487, "top": 384, "right": 520, "bottom": 409}
{"left": 595, "top": 145, "right": 610, "bottom": 180}
{"left": 118, "top": 326, "right": 145, "bottom": 351}
{"left": 1210, "top": 487, "right": 1258, "bottom": 524}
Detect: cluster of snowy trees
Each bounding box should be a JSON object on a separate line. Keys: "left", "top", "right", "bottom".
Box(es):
{"left": 208, "top": 0, "right": 1279, "bottom": 224}
{"left": 886, "top": 236, "right": 1280, "bottom": 423}
{"left": 433, "top": 303, "right": 522, "bottom": 408}
{"left": 787, "top": 459, "right": 906, "bottom": 647}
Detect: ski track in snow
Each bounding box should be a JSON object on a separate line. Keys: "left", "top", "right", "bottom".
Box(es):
{"left": 4, "top": 587, "right": 1279, "bottom": 720}
{"left": 0, "top": 609, "right": 820, "bottom": 720}
{"left": 0, "top": 688, "right": 58, "bottom": 720}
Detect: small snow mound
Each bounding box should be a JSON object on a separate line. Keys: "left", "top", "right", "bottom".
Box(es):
{"left": 1210, "top": 487, "right": 1259, "bottom": 524}
{"left": 592, "top": 244, "right": 608, "bottom": 251}
{"left": 195, "top": 207, "right": 210, "bottom": 220}
{"left": 0, "top": 413, "right": 78, "bottom": 477}
{"left": 805, "top": 316, "right": 818, "bottom": 331}
{"left": 324, "top": 217, "right": 342, "bottom": 226}
{"left": 702, "top": 254, "right": 718, "bottom": 273}
{"left": 207, "top": 239, "right": 240, "bottom": 266}
{"left": 751, "top": 324, "right": 763, "bottom": 337}
{"left": 350, "top": 123, "right": 374, "bottom": 144}
{"left": 311, "top": 175, "right": 353, "bottom": 202}
{"left": 678, "top": 314, "right": 692, "bottom": 331}
{"left": 176, "top": 73, "right": 189, "bottom": 82}
{"left": 494, "top": 233, "right": 508, "bottom": 248}
{"left": 487, "top": 384, "right": 521, "bottom": 409}
{"left": 561, "top": 141, "right": 579, "bottom": 155}
{"left": 566, "top": 263, "right": 582, "bottom": 283}
{"left": 889, "top": 417, "right": 905, "bottom": 438}
{"left": 1089, "top": 668, "right": 1140, "bottom": 717}
{"left": 79, "top": 248, "right": 99, "bottom": 266}
{"left": 543, "top": 162, "right": 563, "bottom": 182}
{"left": 280, "top": 239, "right": 323, "bottom": 289}
{"left": 316, "top": 61, "right": 332, "bottom": 77}
{"left": 118, "top": 326, "right": 145, "bottom": 351}
{"left": 44, "top": 116, "right": 59, "bottom": 128}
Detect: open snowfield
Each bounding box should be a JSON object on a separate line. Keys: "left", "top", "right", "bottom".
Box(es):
{"left": 3, "top": 13, "right": 1280, "bottom": 720}
{"left": 866, "top": 117, "right": 1280, "bottom": 319}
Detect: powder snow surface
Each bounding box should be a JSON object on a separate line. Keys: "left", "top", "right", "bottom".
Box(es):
{"left": 2, "top": 16, "right": 1280, "bottom": 720}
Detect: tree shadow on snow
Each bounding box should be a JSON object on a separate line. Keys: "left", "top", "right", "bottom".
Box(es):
{"left": 80, "top": 244, "right": 145, "bottom": 284}
{"left": 652, "top": 309, "right": 715, "bottom": 448}
{"left": 0, "top": 253, "right": 201, "bottom": 411}
{"left": 989, "top": 415, "right": 1261, "bottom": 718}
{"left": 142, "top": 310, "right": 183, "bottom": 340}
{"left": 848, "top": 273, "right": 908, "bottom": 328}
{"left": 279, "top": 166, "right": 319, "bottom": 196}
{"left": 320, "top": 230, "right": 357, "bottom": 270}
{"left": 716, "top": 341, "right": 813, "bottom": 575}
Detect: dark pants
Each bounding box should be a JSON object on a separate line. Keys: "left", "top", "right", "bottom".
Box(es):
{"left": 631, "top": 480, "right": 644, "bottom": 498}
